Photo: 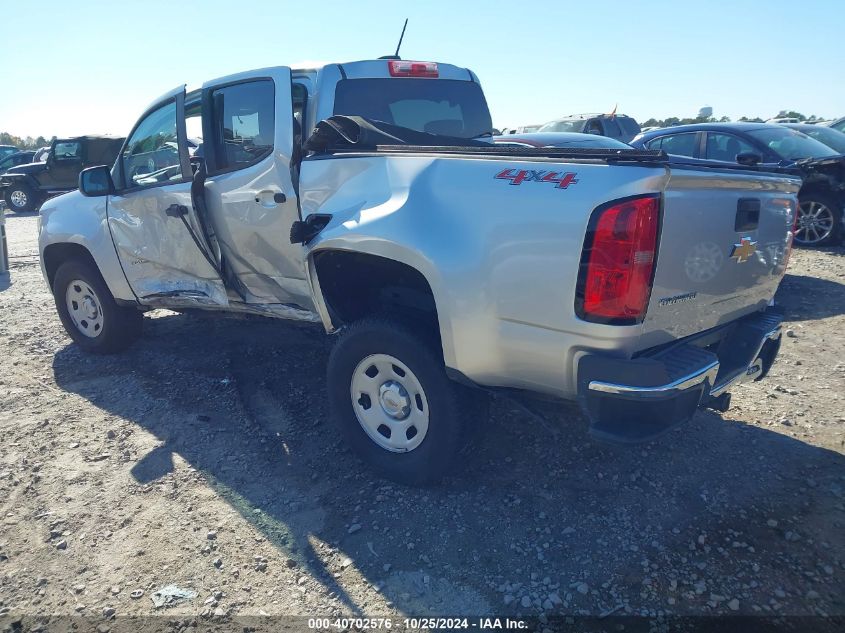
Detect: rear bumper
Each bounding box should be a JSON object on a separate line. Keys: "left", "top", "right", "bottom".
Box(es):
{"left": 577, "top": 309, "right": 782, "bottom": 443}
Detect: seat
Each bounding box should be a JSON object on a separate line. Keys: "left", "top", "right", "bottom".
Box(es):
{"left": 726, "top": 138, "right": 741, "bottom": 161}
{"left": 778, "top": 138, "right": 797, "bottom": 159}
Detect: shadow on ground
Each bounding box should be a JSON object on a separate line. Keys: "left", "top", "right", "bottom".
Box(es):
{"left": 777, "top": 272, "right": 845, "bottom": 321}
{"left": 52, "top": 291, "right": 845, "bottom": 617}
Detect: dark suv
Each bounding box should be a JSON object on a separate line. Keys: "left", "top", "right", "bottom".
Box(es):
{"left": 1, "top": 136, "right": 124, "bottom": 212}
{"left": 537, "top": 114, "right": 641, "bottom": 143}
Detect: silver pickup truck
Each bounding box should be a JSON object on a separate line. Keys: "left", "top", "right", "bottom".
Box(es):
{"left": 38, "top": 59, "right": 800, "bottom": 484}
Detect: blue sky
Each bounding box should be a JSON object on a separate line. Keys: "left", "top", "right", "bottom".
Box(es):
{"left": 3, "top": 0, "right": 843, "bottom": 138}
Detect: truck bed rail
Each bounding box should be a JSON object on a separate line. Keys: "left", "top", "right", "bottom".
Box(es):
{"left": 322, "top": 144, "right": 668, "bottom": 164}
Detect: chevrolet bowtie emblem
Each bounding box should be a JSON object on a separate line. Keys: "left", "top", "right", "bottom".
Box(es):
{"left": 730, "top": 237, "right": 757, "bottom": 263}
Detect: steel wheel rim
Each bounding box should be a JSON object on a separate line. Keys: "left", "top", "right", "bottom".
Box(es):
{"left": 350, "top": 353, "right": 429, "bottom": 453}
{"left": 9, "top": 190, "right": 27, "bottom": 208}
{"left": 65, "top": 279, "right": 104, "bottom": 338}
{"left": 795, "top": 201, "right": 834, "bottom": 244}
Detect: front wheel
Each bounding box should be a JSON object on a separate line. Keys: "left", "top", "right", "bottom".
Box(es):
{"left": 4, "top": 183, "right": 38, "bottom": 213}
{"left": 327, "top": 318, "right": 473, "bottom": 485}
{"left": 794, "top": 194, "right": 842, "bottom": 247}
{"left": 53, "top": 258, "right": 143, "bottom": 354}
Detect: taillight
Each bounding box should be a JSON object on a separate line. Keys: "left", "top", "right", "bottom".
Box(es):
{"left": 576, "top": 195, "right": 660, "bottom": 324}
{"left": 388, "top": 60, "right": 439, "bottom": 78}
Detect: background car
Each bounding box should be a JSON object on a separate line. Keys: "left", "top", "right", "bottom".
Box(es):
{"left": 493, "top": 132, "right": 632, "bottom": 149}
{"left": 630, "top": 123, "right": 844, "bottom": 247}
{"left": 32, "top": 146, "right": 51, "bottom": 162}
{"left": 0, "top": 150, "right": 36, "bottom": 174}
{"left": 824, "top": 116, "right": 845, "bottom": 134}
{"left": 782, "top": 123, "right": 845, "bottom": 154}
{"left": 0, "top": 135, "right": 124, "bottom": 213}
{"left": 0, "top": 145, "right": 19, "bottom": 161}
{"left": 501, "top": 124, "right": 542, "bottom": 135}
{"left": 537, "top": 113, "right": 641, "bottom": 142}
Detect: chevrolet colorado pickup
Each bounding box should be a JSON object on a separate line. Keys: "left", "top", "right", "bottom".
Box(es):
{"left": 38, "top": 59, "right": 800, "bottom": 484}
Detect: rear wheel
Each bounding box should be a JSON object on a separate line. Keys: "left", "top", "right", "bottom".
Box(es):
{"left": 795, "top": 194, "right": 842, "bottom": 247}
{"left": 4, "top": 183, "right": 38, "bottom": 213}
{"left": 327, "top": 318, "right": 477, "bottom": 485}
{"left": 53, "top": 258, "right": 142, "bottom": 354}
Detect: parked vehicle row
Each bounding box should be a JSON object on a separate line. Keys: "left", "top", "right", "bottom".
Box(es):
{"left": 630, "top": 123, "right": 845, "bottom": 247}
{"left": 0, "top": 136, "right": 123, "bottom": 212}
{"left": 0, "top": 145, "right": 20, "bottom": 161}
{"left": 0, "top": 150, "right": 35, "bottom": 173}
{"left": 37, "top": 58, "right": 797, "bottom": 483}
{"left": 537, "top": 113, "right": 641, "bottom": 142}
{"left": 502, "top": 113, "right": 642, "bottom": 143}
{"left": 492, "top": 132, "right": 631, "bottom": 149}
{"left": 824, "top": 117, "right": 845, "bottom": 134}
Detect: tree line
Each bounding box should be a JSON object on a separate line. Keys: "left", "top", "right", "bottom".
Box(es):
{"left": 2, "top": 111, "right": 834, "bottom": 147}
{"left": 0, "top": 132, "right": 55, "bottom": 150}
{"left": 640, "top": 111, "right": 826, "bottom": 129}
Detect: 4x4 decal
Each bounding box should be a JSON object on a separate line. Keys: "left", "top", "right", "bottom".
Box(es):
{"left": 495, "top": 168, "right": 578, "bottom": 189}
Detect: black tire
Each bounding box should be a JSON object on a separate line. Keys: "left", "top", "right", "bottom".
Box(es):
{"left": 4, "top": 182, "right": 39, "bottom": 213}
{"left": 53, "top": 258, "right": 142, "bottom": 354}
{"left": 795, "top": 192, "right": 843, "bottom": 247}
{"left": 327, "top": 317, "right": 477, "bottom": 485}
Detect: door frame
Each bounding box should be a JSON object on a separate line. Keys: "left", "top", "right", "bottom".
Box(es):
{"left": 106, "top": 85, "right": 228, "bottom": 306}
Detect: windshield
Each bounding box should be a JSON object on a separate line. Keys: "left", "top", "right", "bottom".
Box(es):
{"left": 0, "top": 147, "right": 18, "bottom": 159}
{"left": 333, "top": 79, "right": 492, "bottom": 139}
{"left": 800, "top": 126, "right": 845, "bottom": 154}
{"left": 538, "top": 120, "right": 587, "bottom": 133}
{"left": 747, "top": 127, "right": 838, "bottom": 160}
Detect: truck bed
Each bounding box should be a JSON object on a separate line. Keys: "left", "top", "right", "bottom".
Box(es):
{"left": 302, "top": 129, "right": 801, "bottom": 397}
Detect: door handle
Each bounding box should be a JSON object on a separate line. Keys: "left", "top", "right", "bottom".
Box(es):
{"left": 254, "top": 190, "right": 286, "bottom": 206}
{"left": 166, "top": 204, "right": 188, "bottom": 217}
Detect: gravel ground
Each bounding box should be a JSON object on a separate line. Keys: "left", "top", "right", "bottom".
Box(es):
{"left": 0, "top": 210, "right": 843, "bottom": 630}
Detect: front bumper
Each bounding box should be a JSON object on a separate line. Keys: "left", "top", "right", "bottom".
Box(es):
{"left": 578, "top": 309, "right": 782, "bottom": 443}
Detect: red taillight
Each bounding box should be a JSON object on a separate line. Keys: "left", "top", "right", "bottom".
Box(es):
{"left": 577, "top": 195, "right": 660, "bottom": 323}
{"left": 388, "top": 60, "right": 439, "bottom": 78}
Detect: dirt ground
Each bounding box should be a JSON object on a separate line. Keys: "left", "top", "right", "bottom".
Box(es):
{"left": 0, "top": 210, "right": 843, "bottom": 630}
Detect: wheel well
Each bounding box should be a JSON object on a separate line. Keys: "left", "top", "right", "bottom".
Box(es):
{"left": 313, "top": 250, "right": 440, "bottom": 341}
{"left": 799, "top": 186, "right": 841, "bottom": 203}
{"left": 5, "top": 175, "right": 38, "bottom": 193}
{"left": 42, "top": 243, "right": 98, "bottom": 289}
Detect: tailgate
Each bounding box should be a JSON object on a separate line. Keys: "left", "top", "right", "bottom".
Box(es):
{"left": 641, "top": 166, "right": 800, "bottom": 343}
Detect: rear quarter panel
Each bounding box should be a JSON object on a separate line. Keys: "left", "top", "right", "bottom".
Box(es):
{"left": 301, "top": 154, "right": 669, "bottom": 396}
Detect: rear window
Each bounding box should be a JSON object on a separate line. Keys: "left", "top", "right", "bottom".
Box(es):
{"left": 333, "top": 79, "right": 492, "bottom": 139}
{"left": 647, "top": 133, "right": 698, "bottom": 158}
{"left": 619, "top": 118, "right": 641, "bottom": 136}
{"left": 602, "top": 118, "right": 621, "bottom": 136}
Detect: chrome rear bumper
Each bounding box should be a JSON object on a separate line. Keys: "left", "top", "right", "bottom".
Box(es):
{"left": 578, "top": 309, "right": 783, "bottom": 443}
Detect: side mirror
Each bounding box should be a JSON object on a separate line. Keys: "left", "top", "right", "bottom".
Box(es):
{"left": 79, "top": 165, "right": 114, "bottom": 196}
{"left": 736, "top": 151, "right": 763, "bottom": 167}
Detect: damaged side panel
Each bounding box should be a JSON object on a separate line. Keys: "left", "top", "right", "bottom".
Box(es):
{"left": 107, "top": 182, "right": 229, "bottom": 307}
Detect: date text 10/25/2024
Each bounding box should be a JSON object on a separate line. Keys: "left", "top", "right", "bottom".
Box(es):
{"left": 308, "top": 617, "right": 528, "bottom": 630}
